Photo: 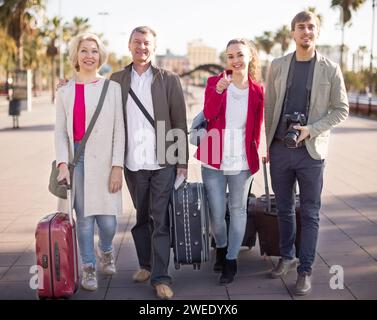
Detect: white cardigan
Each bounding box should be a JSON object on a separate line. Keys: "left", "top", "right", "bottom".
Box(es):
{"left": 55, "top": 78, "right": 125, "bottom": 217}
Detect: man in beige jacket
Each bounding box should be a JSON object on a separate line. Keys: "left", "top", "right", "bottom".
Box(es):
{"left": 265, "top": 11, "right": 349, "bottom": 295}
{"left": 110, "top": 26, "right": 188, "bottom": 300}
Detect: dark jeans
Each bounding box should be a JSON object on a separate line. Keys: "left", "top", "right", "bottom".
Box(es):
{"left": 269, "top": 142, "right": 325, "bottom": 274}
{"left": 125, "top": 166, "right": 175, "bottom": 286}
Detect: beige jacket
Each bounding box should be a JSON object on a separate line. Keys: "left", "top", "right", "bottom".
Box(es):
{"left": 55, "top": 78, "right": 125, "bottom": 217}
{"left": 265, "top": 51, "right": 349, "bottom": 160}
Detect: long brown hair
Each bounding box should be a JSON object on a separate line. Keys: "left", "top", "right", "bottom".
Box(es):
{"left": 226, "top": 38, "right": 261, "bottom": 82}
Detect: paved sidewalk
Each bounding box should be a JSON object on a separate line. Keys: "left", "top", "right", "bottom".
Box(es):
{"left": 0, "top": 87, "right": 376, "bottom": 300}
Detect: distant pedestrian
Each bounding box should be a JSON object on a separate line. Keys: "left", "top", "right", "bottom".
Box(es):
{"left": 195, "top": 38, "right": 264, "bottom": 285}
{"left": 55, "top": 33, "right": 125, "bottom": 291}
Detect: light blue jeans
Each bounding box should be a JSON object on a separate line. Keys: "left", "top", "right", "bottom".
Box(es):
{"left": 73, "top": 143, "right": 117, "bottom": 267}
{"left": 201, "top": 166, "right": 253, "bottom": 260}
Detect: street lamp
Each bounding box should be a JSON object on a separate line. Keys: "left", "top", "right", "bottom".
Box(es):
{"left": 58, "top": 0, "right": 64, "bottom": 79}
{"left": 369, "top": 0, "right": 376, "bottom": 95}
{"left": 98, "top": 11, "right": 109, "bottom": 35}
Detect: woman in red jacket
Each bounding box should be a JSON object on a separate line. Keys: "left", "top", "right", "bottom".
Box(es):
{"left": 195, "top": 38, "right": 264, "bottom": 284}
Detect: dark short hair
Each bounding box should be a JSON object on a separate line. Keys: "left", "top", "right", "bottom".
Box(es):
{"left": 291, "top": 11, "right": 320, "bottom": 31}
{"left": 129, "top": 26, "right": 157, "bottom": 43}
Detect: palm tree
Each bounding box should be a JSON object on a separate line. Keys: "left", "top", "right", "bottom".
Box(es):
{"left": 0, "top": 26, "right": 17, "bottom": 70}
{"left": 274, "top": 25, "right": 292, "bottom": 55}
{"left": 65, "top": 16, "right": 90, "bottom": 38}
{"left": 255, "top": 31, "right": 275, "bottom": 57}
{"left": 307, "top": 7, "right": 324, "bottom": 25}
{"left": 331, "top": 0, "right": 366, "bottom": 70}
{"left": 0, "top": 0, "right": 44, "bottom": 69}
{"left": 41, "top": 16, "right": 61, "bottom": 102}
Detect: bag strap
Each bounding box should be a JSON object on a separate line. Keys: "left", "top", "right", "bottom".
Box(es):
{"left": 129, "top": 87, "right": 155, "bottom": 128}
{"left": 71, "top": 79, "right": 110, "bottom": 167}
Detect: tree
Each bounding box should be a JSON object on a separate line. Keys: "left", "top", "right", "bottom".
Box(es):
{"left": 41, "top": 16, "right": 61, "bottom": 102}
{"left": 331, "top": 0, "right": 366, "bottom": 70}
{"left": 274, "top": 25, "right": 292, "bottom": 55}
{"left": 307, "top": 6, "right": 323, "bottom": 25}
{"left": 255, "top": 31, "right": 275, "bottom": 56}
{"left": 0, "top": 0, "right": 44, "bottom": 69}
{"left": 0, "top": 26, "right": 17, "bottom": 70}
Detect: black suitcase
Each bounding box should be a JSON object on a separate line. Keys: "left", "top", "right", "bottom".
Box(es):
{"left": 169, "top": 182, "right": 210, "bottom": 270}
{"left": 253, "top": 158, "right": 301, "bottom": 257}
{"left": 211, "top": 193, "right": 257, "bottom": 249}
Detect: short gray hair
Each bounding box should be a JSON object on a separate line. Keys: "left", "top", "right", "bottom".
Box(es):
{"left": 68, "top": 33, "right": 107, "bottom": 72}
{"left": 129, "top": 26, "right": 157, "bottom": 44}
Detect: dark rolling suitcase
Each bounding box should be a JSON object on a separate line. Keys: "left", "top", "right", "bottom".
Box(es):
{"left": 253, "top": 158, "right": 301, "bottom": 257}
{"left": 211, "top": 193, "right": 257, "bottom": 249}
{"left": 169, "top": 182, "right": 210, "bottom": 270}
{"left": 35, "top": 185, "right": 79, "bottom": 299}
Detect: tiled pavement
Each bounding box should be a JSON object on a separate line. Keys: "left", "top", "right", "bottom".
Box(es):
{"left": 0, "top": 88, "right": 376, "bottom": 300}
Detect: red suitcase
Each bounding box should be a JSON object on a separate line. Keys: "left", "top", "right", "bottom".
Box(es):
{"left": 253, "top": 157, "right": 301, "bottom": 257}
{"left": 35, "top": 186, "right": 79, "bottom": 299}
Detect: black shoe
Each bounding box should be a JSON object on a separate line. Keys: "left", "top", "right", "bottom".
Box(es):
{"left": 219, "top": 259, "right": 237, "bottom": 285}
{"left": 213, "top": 247, "right": 227, "bottom": 273}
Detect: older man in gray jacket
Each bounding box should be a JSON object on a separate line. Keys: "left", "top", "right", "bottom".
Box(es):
{"left": 265, "top": 11, "right": 349, "bottom": 295}
{"left": 110, "top": 26, "right": 188, "bottom": 300}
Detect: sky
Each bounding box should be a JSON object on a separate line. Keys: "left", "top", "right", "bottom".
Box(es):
{"left": 45, "top": 0, "right": 376, "bottom": 61}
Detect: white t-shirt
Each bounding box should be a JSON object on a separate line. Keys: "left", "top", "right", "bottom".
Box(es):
{"left": 221, "top": 83, "right": 249, "bottom": 171}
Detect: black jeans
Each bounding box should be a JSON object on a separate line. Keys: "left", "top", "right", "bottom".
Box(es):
{"left": 269, "top": 142, "right": 325, "bottom": 274}
{"left": 125, "top": 166, "right": 175, "bottom": 286}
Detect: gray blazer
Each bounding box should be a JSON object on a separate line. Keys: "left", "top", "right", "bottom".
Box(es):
{"left": 110, "top": 63, "right": 188, "bottom": 168}
{"left": 265, "top": 51, "right": 349, "bottom": 160}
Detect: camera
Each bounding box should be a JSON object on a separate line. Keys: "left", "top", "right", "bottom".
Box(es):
{"left": 283, "top": 112, "right": 306, "bottom": 148}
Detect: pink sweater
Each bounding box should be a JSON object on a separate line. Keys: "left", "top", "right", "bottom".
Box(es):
{"left": 73, "top": 83, "right": 86, "bottom": 142}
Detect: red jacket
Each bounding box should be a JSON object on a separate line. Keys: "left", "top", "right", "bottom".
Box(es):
{"left": 195, "top": 74, "right": 264, "bottom": 175}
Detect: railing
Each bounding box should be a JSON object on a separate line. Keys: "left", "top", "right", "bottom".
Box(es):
{"left": 348, "top": 93, "right": 377, "bottom": 117}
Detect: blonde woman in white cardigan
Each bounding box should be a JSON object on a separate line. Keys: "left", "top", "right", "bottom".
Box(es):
{"left": 55, "top": 33, "right": 125, "bottom": 291}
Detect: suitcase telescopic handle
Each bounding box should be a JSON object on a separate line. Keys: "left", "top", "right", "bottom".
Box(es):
{"left": 58, "top": 179, "right": 73, "bottom": 226}
{"left": 262, "top": 157, "right": 271, "bottom": 213}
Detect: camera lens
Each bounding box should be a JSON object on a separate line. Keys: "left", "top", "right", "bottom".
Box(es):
{"left": 284, "top": 132, "right": 298, "bottom": 148}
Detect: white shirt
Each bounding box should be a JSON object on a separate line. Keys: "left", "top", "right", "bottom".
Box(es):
{"left": 125, "top": 66, "right": 162, "bottom": 171}
{"left": 221, "top": 83, "right": 249, "bottom": 171}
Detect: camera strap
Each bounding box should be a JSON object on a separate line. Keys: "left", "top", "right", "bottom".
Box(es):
{"left": 282, "top": 51, "right": 316, "bottom": 118}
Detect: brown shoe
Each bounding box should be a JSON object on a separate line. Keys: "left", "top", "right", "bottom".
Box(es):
{"left": 132, "top": 269, "right": 151, "bottom": 283}
{"left": 155, "top": 284, "right": 174, "bottom": 300}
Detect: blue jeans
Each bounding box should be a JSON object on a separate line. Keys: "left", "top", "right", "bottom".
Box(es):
{"left": 73, "top": 143, "right": 117, "bottom": 267}
{"left": 202, "top": 166, "right": 253, "bottom": 260}
{"left": 269, "top": 142, "right": 324, "bottom": 275}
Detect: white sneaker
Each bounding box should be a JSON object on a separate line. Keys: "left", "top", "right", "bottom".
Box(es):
{"left": 81, "top": 264, "right": 98, "bottom": 291}
{"left": 96, "top": 246, "right": 116, "bottom": 275}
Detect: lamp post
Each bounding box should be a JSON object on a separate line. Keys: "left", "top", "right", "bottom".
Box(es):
{"left": 369, "top": 0, "right": 376, "bottom": 95}
{"left": 98, "top": 11, "right": 109, "bottom": 35}
{"left": 58, "top": 0, "right": 64, "bottom": 79}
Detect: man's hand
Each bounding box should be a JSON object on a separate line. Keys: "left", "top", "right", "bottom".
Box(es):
{"left": 56, "top": 79, "right": 68, "bottom": 91}
{"left": 109, "top": 166, "right": 123, "bottom": 193}
{"left": 294, "top": 125, "right": 310, "bottom": 143}
{"left": 176, "top": 168, "right": 188, "bottom": 180}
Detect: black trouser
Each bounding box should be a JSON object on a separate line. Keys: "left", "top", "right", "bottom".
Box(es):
{"left": 269, "top": 141, "right": 325, "bottom": 274}
{"left": 125, "top": 166, "right": 175, "bottom": 286}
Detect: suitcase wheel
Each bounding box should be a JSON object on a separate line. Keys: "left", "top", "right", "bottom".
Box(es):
{"left": 193, "top": 263, "right": 201, "bottom": 270}
{"left": 174, "top": 262, "right": 181, "bottom": 270}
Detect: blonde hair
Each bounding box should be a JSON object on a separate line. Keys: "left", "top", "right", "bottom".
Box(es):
{"left": 68, "top": 33, "right": 107, "bottom": 72}
{"left": 226, "top": 38, "right": 261, "bottom": 82}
